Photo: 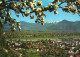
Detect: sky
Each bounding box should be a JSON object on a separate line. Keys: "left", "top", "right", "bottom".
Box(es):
{"left": 10, "top": 0, "right": 80, "bottom": 23}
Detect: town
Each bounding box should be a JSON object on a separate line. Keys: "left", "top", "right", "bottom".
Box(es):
{"left": 7, "top": 38, "right": 80, "bottom": 57}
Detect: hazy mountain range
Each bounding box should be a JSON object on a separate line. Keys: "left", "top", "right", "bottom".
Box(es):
{"left": 3, "top": 20, "right": 80, "bottom": 32}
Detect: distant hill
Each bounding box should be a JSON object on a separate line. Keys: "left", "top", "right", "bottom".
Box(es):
{"left": 3, "top": 20, "right": 80, "bottom": 32}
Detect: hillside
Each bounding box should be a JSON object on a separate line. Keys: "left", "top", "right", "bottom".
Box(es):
{"left": 3, "top": 20, "right": 80, "bottom": 32}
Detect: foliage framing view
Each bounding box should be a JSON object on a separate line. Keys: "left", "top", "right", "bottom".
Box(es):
{"left": 0, "top": 0, "right": 80, "bottom": 31}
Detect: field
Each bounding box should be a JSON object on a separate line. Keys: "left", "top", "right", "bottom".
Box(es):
{"left": 4, "top": 31, "right": 80, "bottom": 40}
{"left": 0, "top": 31, "right": 80, "bottom": 57}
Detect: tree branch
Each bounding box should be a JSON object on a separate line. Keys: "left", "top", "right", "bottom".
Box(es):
{"left": 58, "top": 1, "right": 66, "bottom": 7}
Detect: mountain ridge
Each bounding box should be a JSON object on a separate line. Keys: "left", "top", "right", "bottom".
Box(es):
{"left": 3, "top": 20, "right": 80, "bottom": 32}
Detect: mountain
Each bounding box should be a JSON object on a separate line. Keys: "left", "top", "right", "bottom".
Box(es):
{"left": 46, "top": 21, "right": 61, "bottom": 24}
{"left": 3, "top": 20, "right": 80, "bottom": 32}
{"left": 47, "top": 20, "right": 80, "bottom": 32}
